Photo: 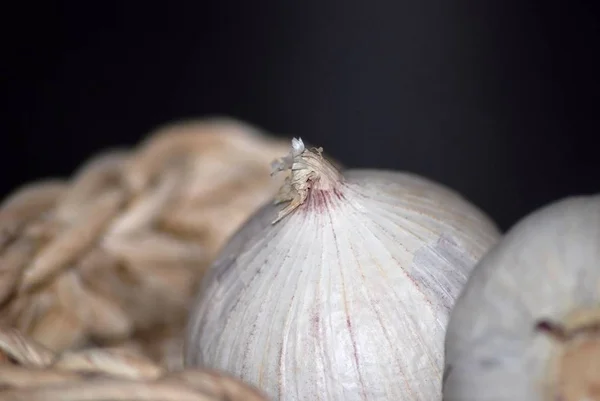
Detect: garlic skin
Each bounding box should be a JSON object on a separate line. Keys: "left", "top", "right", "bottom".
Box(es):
{"left": 443, "top": 195, "right": 600, "bottom": 401}
{"left": 185, "top": 139, "right": 501, "bottom": 401}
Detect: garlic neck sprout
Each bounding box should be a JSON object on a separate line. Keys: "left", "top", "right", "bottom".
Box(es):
{"left": 270, "top": 138, "right": 343, "bottom": 223}
{"left": 186, "top": 139, "right": 501, "bottom": 401}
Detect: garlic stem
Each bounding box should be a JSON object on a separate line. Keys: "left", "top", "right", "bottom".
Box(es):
{"left": 270, "top": 138, "right": 344, "bottom": 224}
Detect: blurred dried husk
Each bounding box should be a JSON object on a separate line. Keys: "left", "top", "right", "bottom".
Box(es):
{"left": 0, "top": 117, "right": 291, "bottom": 370}
{"left": 0, "top": 327, "right": 269, "bottom": 401}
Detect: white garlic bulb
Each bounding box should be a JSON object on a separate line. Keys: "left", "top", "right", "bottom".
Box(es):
{"left": 443, "top": 195, "right": 600, "bottom": 401}
{"left": 185, "top": 139, "right": 501, "bottom": 401}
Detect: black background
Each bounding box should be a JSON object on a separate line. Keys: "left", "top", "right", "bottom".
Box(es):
{"left": 5, "top": 2, "right": 600, "bottom": 230}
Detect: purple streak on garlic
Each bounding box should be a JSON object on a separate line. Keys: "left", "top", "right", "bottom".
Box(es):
{"left": 185, "top": 139, "right": 501, "bottom": 401}
{"left": 443, "top": 195, "right": 600, "bottom": 401}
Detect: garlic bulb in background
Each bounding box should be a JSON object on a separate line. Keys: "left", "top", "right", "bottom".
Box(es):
{"left": 443, "top": 195, "right": 600, "bottom": 401}
{"left": 186, "top": 139, "right": 501, "bottom": 401}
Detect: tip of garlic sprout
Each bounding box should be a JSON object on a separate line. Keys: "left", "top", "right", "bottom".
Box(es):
{"left": 291, "top": 137, "right": 305, "bottom": 155}
{"left": 270, "top": 138, "right": 306, "bottom": 176}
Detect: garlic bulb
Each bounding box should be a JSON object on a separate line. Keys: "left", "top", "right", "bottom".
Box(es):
{"left": 442, "top": 195, "right": 600, "bottom": 401}
{"left": 185, "top": 139, "right": 501, "bottom": 401}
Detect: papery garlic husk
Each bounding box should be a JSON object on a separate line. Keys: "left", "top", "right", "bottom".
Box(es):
{"left": 185, "top": 139, "right": 501, "bottom": 401}
{"left": 442, "top": 195, "right": 600, "bottom": 401}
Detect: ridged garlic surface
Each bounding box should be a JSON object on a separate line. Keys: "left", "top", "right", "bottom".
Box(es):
{"left": 443, "top": 195, "right": 600, "bottom": 401}
{"left": 185, "top": 139, "right": 501, "bottom": 401}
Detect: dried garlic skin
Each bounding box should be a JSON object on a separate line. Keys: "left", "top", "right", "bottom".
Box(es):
{"left": 443, "top": 195, "right": 600, "bottom": 401}
{"left": 186, "top": 143, "right": 501, "bottom": 401}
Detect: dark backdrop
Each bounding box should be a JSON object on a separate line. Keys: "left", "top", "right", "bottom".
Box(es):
{"left": 5, "top": 2, "right": 600, "bottom": 230}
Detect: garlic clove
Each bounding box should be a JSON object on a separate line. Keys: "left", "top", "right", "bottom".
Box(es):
{"left": 443, "top": 194, "right": 600, "bottom": 401}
